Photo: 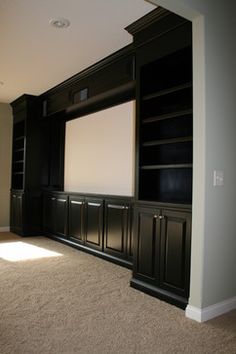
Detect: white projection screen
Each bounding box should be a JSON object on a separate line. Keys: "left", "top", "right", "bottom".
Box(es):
{"left": 64, "top": 101, "right": 135, "bottom": 196}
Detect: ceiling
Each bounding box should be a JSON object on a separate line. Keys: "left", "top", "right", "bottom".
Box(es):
{"left": 0, "top": 0, "right": 156, "bottom": 103}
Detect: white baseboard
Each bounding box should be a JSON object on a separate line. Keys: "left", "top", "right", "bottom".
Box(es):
{"left": 186, "top": 296, "right": 236, "bottom": 322}
{"left": 0, "top": 227, "right": 10, "bottom": 232}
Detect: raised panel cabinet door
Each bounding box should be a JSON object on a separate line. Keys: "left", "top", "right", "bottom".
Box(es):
{"left": 104, "top": 200, "right": 130, "bottom": 259}
{"left": 43, "top": 195, "right": 56, "bottom": 233}
{"left": 68, "top": 196, "right": 85, "bottom": 243}
{"left": 159, "top": 209, "right": 191, "bottom": 298}
{"left": 84, "top": 198, "right": 103, "bottom": 251}
{"left": 133, "top": 207, "right": 161, "bottom": 284}
{"left": 10, "top": 193, "right": 17, "bottom": 232}
{"left": 55, "top": 196, "right": 68, "bottom": 237}
{"left": 10, "top": 193, "right": 23, "bottom": 233}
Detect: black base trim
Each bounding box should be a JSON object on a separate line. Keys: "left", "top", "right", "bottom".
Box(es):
{"left": 130, "top": 277, "right": 188, "bottom": 310}
{"left": 46, "top": 233, "right": 133, "bottom": 269}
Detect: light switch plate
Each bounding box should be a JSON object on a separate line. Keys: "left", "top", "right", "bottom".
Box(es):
{"left": 213, "top": 170, "right": 224, "bottom": 186}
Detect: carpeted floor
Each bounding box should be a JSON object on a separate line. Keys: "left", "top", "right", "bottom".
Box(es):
{"left": 0, "top": 232, "right": 235, "bottom": 354}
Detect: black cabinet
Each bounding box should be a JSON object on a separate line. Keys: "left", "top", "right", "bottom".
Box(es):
{"left": 104, "top": 199, "right": 131, "bottom": 260}
{"left": 159, "top": 209, "right": 191, "bottom": 298}
{"left": 68, "top": 196, "right": 85, "bottom": 243}
{"left": 54, "top": 195, "right": 68, "bottom": 237}
{"left": 133, "top": 206, "right": 161, "bottom": 284}
{"left": 131, "top": 205, "right": 191, "bottom": 308}
{"left": 84, "top": 198, "right": 103, "bottom": 251}
{"left": 126, "top": 8, "right": 193, "bottom": 308}
{"left": 43, "top": 193, "right": 68, "bottom": 237}
{"left": 10, "top": 191, "right": 24, "bottom": 235}
{"left": 10, "top": 95, "right": 43, "bottom": 236}
{"left": 68, "top": 196, "right": 103, "bottom": 250}
{"left": 43, "top": 192, "right": 133, "bottom": 267}
{"left": 43, "top": 193, "right": 56, "bottom": 233}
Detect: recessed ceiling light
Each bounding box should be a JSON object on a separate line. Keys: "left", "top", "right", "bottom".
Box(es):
{"left": 49, "top": 18, "right": 70, "bottom": 29}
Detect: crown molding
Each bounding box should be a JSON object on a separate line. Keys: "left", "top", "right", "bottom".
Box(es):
{"left": 125, "top": 7, "right": 169, "bottom": 36}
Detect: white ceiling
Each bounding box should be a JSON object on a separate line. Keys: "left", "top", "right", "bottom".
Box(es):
{"left": 0, "top": 0, "right": 156, "bottom": 103}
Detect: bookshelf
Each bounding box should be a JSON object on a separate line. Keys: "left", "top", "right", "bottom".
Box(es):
{"left": 11, "top": 120, "right": 25, "bottom": 190}
{"left": 138, "top": 47, "right": 193, "bottom": 204}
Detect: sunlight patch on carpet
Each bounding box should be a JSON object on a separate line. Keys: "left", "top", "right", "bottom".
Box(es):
{"left": 0, "top": 241, "right": 63, "bottom": 262}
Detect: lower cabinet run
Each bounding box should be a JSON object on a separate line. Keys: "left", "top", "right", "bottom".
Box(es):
{"left": 131, "top": 205, "right": 191, "bottom": 309}
{"left": 43, "top": 192, "right": 133, "bottom": 268}
{"left": 43, "top": 192, "right": 192, "bottom": 308}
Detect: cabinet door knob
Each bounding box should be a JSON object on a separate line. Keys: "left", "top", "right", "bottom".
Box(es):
{"left": 154, "top": 215, "right": 158, "bottom": 219}
{"left": 159, "top": 215, "right": 165, "bottom": 220}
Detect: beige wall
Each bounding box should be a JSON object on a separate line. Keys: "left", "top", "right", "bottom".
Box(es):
{"left": 0, "top": 103, "right": 13, "bottom": 229}
{"left": 64, "top": 101, "right": 135, "bottom": 196}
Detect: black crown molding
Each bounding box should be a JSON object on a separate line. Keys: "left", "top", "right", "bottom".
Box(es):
{"left": 125, "top": 7, "right": 169, "bottom": 36}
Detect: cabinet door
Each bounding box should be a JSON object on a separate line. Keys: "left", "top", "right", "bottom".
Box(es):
{"left": 133, "top": 207, "right": 161, "bottom": 284}
{"left": 43, "top": 194, "right": 56, "bottom": 233}
{"left": 127, "top": 205, "right": 134, "bottom": 261}
{"left": 68, "top": 196, "right": 85, "bottom": 243}
{"left": 10, "top": 193, "right": 17, "bottom": 232}
{"left": 104, "top": 200, "right": 130, "bottom": 259}
{"left": 11, "top": 193, "right": 23, "bottom": 234}
{"left": 160, "top": 209, "right": 191, "bottom": 298}
{"left": 55, "top": 196, "right": 68, "bottom": 237}
{"left": 84, "top": 198, "right": 103, "bottom": 251}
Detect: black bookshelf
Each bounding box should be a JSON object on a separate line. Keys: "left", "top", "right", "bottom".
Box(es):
{"left": 11, "top": 121, "right": 25, "bottom": 189}
{"left": 138, "top": 47, "right": 193, "bottom": 205}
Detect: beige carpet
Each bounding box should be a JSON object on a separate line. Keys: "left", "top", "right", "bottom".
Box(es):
{"left": 0, "top": 232, "right": 235, "bottom": 354}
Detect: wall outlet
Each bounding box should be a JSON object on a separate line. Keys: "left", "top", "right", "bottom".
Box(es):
{"left": 213, "top": 170, "right": 224, "bottom": 186}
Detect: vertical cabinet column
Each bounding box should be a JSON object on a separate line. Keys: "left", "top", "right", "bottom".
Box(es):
{"left": 10, "top": 94, "right": 43, "bottom": 236}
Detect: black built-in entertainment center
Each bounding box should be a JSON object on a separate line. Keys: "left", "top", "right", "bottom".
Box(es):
{"left": 10, "top": 8, "right": 192, "bottom": 309}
